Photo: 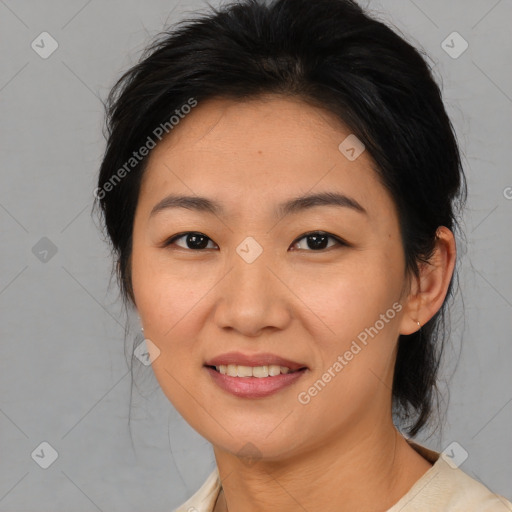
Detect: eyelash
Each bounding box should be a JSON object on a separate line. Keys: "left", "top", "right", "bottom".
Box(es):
{"left": 162, "top": 231, "right": 348, "bottom": 252}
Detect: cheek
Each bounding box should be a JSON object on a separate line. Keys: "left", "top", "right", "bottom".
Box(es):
{"left": 132, "top": 246, "right": 216, "bottom": 337}
{"left": 292, "top": 250, "right": 402, "bottom": 334}
{"left": 131, "top": 255, "right": 211, "bottom": 410}
{"left": 295, "top": 253, "right": 404, "bottom": 398}
{"left": 294, "top": 273, "right": 403, "bottom": 425}
{"left": 131, "top": 252, "right": 222, "bottom": 408}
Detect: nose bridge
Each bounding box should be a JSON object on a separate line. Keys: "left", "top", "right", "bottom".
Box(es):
{"left": 229, "top": 234, "right": 275, "bottom": 296}
{"left": 213, "top": 234, "right": 291, "bottom": 333}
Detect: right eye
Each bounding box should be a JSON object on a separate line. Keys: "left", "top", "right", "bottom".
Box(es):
{"left": 163, "top": 232, "right": 218, "bottom": 251}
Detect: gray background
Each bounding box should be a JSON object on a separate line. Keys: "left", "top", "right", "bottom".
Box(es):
{"left": 1, "top": 0, "right": 511, "bottom": 510}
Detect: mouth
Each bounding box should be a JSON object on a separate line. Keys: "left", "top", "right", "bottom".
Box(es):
{"left": 204, "top": 351, "right": 309, "bottom": 376}
{"left": 204, "top": 364, "right": 308, "bottom": 378}
{"left": 204, "top": 363, "right": 309, "bottom": 399}
{"left": 203, "top": 352, "right": 309, "bottom": 397}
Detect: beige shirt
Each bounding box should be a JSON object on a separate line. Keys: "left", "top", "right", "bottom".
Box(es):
{"left": 173, "top": 441, "right": 512, "bottom": 511}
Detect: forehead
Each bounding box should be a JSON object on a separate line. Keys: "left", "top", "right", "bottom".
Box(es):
{"left": 149, "top": 95, "right": 354, "bottom": 159}
{"left": 137, "top": 95, "right": 394, "bottom": 223}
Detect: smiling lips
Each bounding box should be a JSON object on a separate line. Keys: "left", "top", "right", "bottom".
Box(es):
{"left": 215, "top": 364, "right": 296, "bottom": 377}
{"left": 204, "top": 351, "right": 308, "bottom": 371}
{"left": 204, "top": 351, "right": 308, "bottom": 398}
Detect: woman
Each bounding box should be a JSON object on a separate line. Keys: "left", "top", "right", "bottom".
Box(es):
{"left": 93, "top": 0, "right": 512, "bottom": 510}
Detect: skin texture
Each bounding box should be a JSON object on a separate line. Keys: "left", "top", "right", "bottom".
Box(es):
{"left": 131, "top": 95, "right": 456, "bottom": 512}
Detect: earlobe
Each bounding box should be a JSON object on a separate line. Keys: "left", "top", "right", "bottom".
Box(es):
{"left": 398, "top": 226, "right": 456, "bottom": 335}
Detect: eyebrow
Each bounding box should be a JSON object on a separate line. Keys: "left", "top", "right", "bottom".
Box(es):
{"left": 149, "top": 191, "right": 367, "bottom": 219}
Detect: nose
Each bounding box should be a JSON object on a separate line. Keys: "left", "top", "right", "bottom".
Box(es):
{"left": 212, "top": 239, "right": 292, "bottom": 337}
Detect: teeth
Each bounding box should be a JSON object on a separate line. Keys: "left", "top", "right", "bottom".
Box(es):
{"left": 269, "top": 364, "right": 282, "bottom": 376}
{"left": 237, "top": 365, "right": 253, "bottom": 377}
{"left": 216, "top": 364, "right": 295, "bottom": 377}
{"left": 253, "top": 365, "right": 269, "bottom": 377}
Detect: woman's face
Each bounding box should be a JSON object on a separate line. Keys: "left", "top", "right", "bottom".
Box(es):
{"left": 131, "top": 95, "right": 415, "bottom": 460}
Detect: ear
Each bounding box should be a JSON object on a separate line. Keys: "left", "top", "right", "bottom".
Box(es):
{"left": 398, "top": 226, "right": 457, "bottom": 335}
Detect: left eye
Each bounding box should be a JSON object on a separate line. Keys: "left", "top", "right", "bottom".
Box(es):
{"left": 163, "top": 231, "right": 346, "bottom": 251}
{"left": 290, "top": 231, "right": 345, "bottom": 251}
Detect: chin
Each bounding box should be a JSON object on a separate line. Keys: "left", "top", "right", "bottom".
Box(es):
{"left": 209, "top": 427, "right": 305, "bottom": 463}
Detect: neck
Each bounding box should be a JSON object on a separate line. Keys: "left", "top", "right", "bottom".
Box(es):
{"left": 213, "top": 422, "right": 432, "bottom": 512}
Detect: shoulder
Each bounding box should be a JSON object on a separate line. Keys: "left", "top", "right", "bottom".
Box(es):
{"left": 388, "top": 440, "right": 512, "bottom": 512}
{"left": 173, "top": 467, "right": 221, "bottom": 512}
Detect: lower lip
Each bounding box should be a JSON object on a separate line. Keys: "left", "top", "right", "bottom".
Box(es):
{"left": 205, "top": 366, "right": 307, "bottom": 398}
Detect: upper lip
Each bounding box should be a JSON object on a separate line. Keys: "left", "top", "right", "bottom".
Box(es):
{"left": 204, "top": 352, "right": 308, "bottom": 371}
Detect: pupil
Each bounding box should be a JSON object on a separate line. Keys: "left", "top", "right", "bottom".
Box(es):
{"left": 188, "top": 233, "right": 209, "bottom": 249}
{"left": 308, "top": 234, "right": 328, "bottom": 250}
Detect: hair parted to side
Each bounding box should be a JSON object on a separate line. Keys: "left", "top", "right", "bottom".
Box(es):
{"left": 92, "top": 0, "right": 467, "bottom": 437}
